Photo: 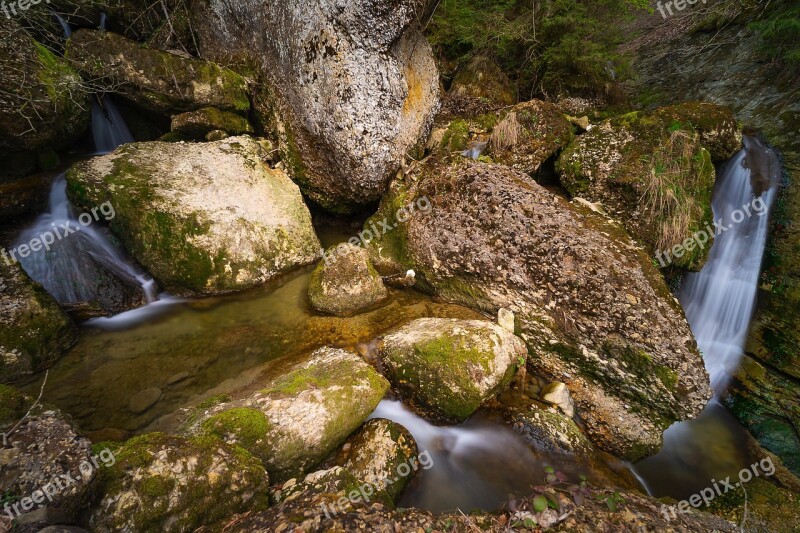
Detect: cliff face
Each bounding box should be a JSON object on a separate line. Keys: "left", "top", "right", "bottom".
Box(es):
{"left": 190, "top": 0, "right": 440, "bottom": 214}
{"left": 626, "top": 6, "right": 800, "bottom": 477}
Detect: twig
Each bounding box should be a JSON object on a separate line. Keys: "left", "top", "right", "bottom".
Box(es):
{"left": 4, "top": 370, "right": 49, "bottom": 443}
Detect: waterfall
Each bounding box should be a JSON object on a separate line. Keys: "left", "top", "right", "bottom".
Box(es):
{"left": 53, "top": 12, "right": 71, "bottom": 37}
{"left": 679, "top": 135, "right": 780, "bottom": 391}
{"left": 92, "top": 97, "right": 135, "bottom": 153}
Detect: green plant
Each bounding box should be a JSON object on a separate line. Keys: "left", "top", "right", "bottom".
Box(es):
{"left": 750, "top": 0, "right": 800, "bottom": 74}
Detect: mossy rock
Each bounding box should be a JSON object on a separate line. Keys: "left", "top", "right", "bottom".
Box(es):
{"left": 0, "top": 385, "right": 30, "bottom": 427}
{"left": 271, "top": 465, "right": 393, "bottom": 509}
{"left": 65, "top": 136, "right": 321, "bottom": 296}
{"left": 66, "top": 29, "right": 250, "bottom": 115}
{"left": 309, "top": 243, "right": 388, "bottom": 317}
{"left": 0, "top": 260, "right": 77, "bottom": 383}
{"left": 89, "top": 432, "right": 269, "bottom": 533}
{"left": 333, "top": 418, "right": 418, "bottom": 502}
{"left": 380, "top": 318, "right": 526, "bottom": 421}
{"left": 556, "top": 102, "right": 740, "bottom": 270}
{"left": 191, "top": 347, "right": 389, "bottom": 482}
{"left": 441, "top": 55, "right": 516, "bottom": 118}
{"left": 171, "top": 107, "right": 254, "bottom": 139}
{"left": 507, "top": 405, "right": 594, "bottom": 458}
{"left": 0, "top": 21, "right": 89, "bottom": 155}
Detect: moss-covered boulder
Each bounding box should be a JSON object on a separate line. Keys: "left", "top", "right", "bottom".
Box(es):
{"left": 380, "top": 318, "right": 526, "bottom": 421}
{"left": 65, "top": 29, "right": 249, "bottom": 115}
{"left": 364, "top": 158, "right": 711, "bottom": 460}
{"left": 189, "top": 347, "right": 389, "bottom": 482}
{"left": 0, "top": 21, "right": 89, "bottom": 175}
{"left": 507, "top": 405, "right": 595, "bottom": 458}
{"left": 333, "top": 418, "right": 418, "bottom": 502}
{"left": 441, "top": 55, "right": 516, "bottom": 118}
{"left": 488, "top": 99, "right": 574, "bottom": 175}
{"left": 0, "top": 260, "right": 76, "bottom": 383}
{"left": 309, "top": 243, "right": 388, "bottom": 317}
{"left": 170, "top": 107, "right": 254, "bottom": 139}
{"left": 89, "top": 432, "right": 269, "bottom": 533}
{"left": 0, "top": 406, "right": 97, "bottom": 524}
{"left": 556, "top": 102, "right": 741, "bottom": 270}
{"left": 66, "top": 136, "right": 321, "bottom": 296}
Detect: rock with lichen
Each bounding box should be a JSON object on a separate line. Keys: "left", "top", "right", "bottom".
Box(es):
{"left": 65, "top": 29, "right": 249, "bottom": 116}
{"left": 187, "top": 347, "right": 389, "bottom": 482}
{"left": 89, "top": 432, "right": 269, "bottom": 533}
{"left": 332, "top": 418, "right": 418, "bottom": 501}
{"left": 190, "top": 0, "right": 440, "bottom": 213}
{"left": 380, "top": 318, "right": 526, "bottom": 421}
{"left": 65, "top": 136, "right": 321, "bottom": 296}
{"left": 556, "top": 102, "right": 741, "bottom": 270}
{"left": 0, "top": 261, "right": 76, "bottom": 383}
{"left": 364, "top": 158, "right": 711, "bottom": 460}
{"left": 170, "top": 107, "right": 254, "bottom": 139}
{"left": 309, "top": 244, "right": 388, "bottom": 317}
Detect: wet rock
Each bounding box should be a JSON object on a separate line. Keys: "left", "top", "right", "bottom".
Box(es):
{"left": 441, "top": 55, "right": 516, "bottom": 118}
{"left": 0, "top": 406, "right": 96, "bottom": 525}
{"left": 270, "top": 465, "right": 391, "bottom": 506}
{"left": 191, "top": 0, "right": 440, "bottom": 213}
{"left": 127, "top": 387, "right": 162, "bottom": 414}
{"left": 508, "top": 405, "right": 593, "bottom": 458}
{"left": 0, "top": 261, "right": 76, "bottom": 383}
{"left": 65, "top": 29, "right": 249, "bottom": 115}
{"left": 170, "top": 107, "right": 254, "bottom": 139}
{"left": 89, "top": 432, "right": 269, "bottom": 533}
{"left": 380, "top": 318, "right": 526, "bottom": 421}
{"left": 541, "top": 382, "right": 576, "bottom": 419}
{"left": 66, "top": 136, "right": 321, "bottom": 296}
{"left": 332, "top": 418, "right": 418, "bottom": 501}
{"left": 557, "top": 102, "right": 741, "bottom": 270}
{"left": 0, "top": 175, "right": 51, "bottom": 222}
{"left": 0, "top": 22, "right": 89, "bottom": 175}
{"left": 365, "top": 158, "right": 712, "bottom": 460}
{"left": 188, "top": 347, "right": 389, "bottom": 482}
{"left": 488, "top": 100, "right": 574, "bottom": 175}
{"left": 309, "top": 244, "right": 388, "bottom": 317}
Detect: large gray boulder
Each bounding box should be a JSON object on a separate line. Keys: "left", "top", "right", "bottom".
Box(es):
{"left": 66, "top": 136, "right": 321, "bottom": 296}
{"left": 192, "top": 0, "right": 440, "bottom": 213}
{"left": 365, "top": 158, "right": 712, "bottom": 460}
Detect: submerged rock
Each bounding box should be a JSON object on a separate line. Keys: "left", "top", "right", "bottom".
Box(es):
{"left": 508, "top": 405, "right": 594, "bottom": 458}
{"left": 365, "top": 158, "right": 712, "bottom": 460}
{"left": 170, "top": 107, "right": 254, "bottom": 139}
{"left": 89, "top": 432, "right": 269, "bottom": 533}
{"left": 66, "top": 136, "right": 321, "bottom": 296}
{"left": 192, "top": 0, "right": 440, "bottom": 213}
{"left": 557, "top": 102, "right": 741, "bottom": 270}
{"left": 332, "top": 418, "right": 418, "bottom": 502}
{"left": 0, "top": 22, "right": 89, "bottom": 175}
{"left": 309, "top": 244, "right": 388, "bottom": 317}
{"left": 0, "top": 261, "right": 76, "bottom": 383}
{"left": 188, "top": 347, "right": 389, "bottom": 482}
{"left": 0, "top": 404, "right": 97, "bottom": 525}
{"left": 65, "top": 29, "right": 250, "bottom": 115}
{"left": 380, "top": 318, "right": 526, "bottom": 421}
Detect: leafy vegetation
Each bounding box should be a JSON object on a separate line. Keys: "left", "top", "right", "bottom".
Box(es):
{"left": 750, "top": 0, "right": 800, "bottom": 74}
{"left": 426, "top": 0, "right": 650, "bottom": 99}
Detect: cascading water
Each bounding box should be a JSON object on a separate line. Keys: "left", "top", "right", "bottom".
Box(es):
{"left": 635, "top": 135, "right": 781, "bottom": 498}
{"left": 679, "top": 135, "right": 780, "bottom": 390}
{"left": 15, "top": 14, "right": 158, "bottom": 317}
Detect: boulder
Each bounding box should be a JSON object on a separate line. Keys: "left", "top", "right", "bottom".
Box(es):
{"left": 556, "top": 102, "right": 741, "bottom": 270}
{"left": 507, "top": 405, "right": 594, "bottom": 458}
{"left": 188, "top": 347, "right": 389, "bottom": 482}
{"left": 0, "top": 261, "right": 76, "bottom": 383}
{"left": 0, "top": 405, "right": 97, "bottom": 524}
{"left": 365, "top": 158, "right": 712, "bottom": 460}
{"left": 309, "top": 243, "right": 388, "bottom": 316}
{"left": 191, "top": 0, "right": 440, "bottom": 213}
{"left": 380, "top": 318, "right": 526, "bottom": 421}
{"left": 270, "top": 465, "right": 391, "bottom": 507}
{"left": 65, "top": 29, "right": 249, "bottom": 115}
{"left": 441, "top": 55, "right": 516, "bottom": 118}
{"left": 332, "top": 418, "right": 418, "bottom": 501}
{"left": 170, "top": 107, "right": 254, "bottom": 139}
{"left": 0, "top": 22, "right": 89, "bottom": 175}
{"left": 0, "top": 175, "right": 51, "bottom": 222}
{"left": 66, "top": 136, "right": 321, "bottom": 296}
{"left": 89, "top": 433, "right": 269, "bottom": 533}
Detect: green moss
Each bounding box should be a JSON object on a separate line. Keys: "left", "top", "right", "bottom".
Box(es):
{"left": 441, "top": 120, "right": 470, "bottom": 152}
{"left": 200, "top": 407, "right": 272, "bottom": 461}
{"left": 0, "top": 385, "right": 28, "bottom": 426}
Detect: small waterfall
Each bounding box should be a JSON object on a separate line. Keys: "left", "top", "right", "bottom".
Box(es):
{"left": 92, "top": 97, "right": 135, "bottom": 153}
{"left": 53, "top": 12, "right": 72, "bottom": 37}
{"left": 679, "top": 135, "right": 780, "bottom": 390}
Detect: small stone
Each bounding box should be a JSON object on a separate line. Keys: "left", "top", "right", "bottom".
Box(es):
{"left": 626, "top": 294, "right": 638, "bottom": 305}
{"left": 128, "top": 387, "right": 162, "bottom": 414}
{"left": 167, "top": 372, "right": 191, "bottom": 385}
{"left": 498, "top": 308, "right": 515, "bottom": 332}
{"left": 540, "top": 382, "right": 576, "bottom": 419}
